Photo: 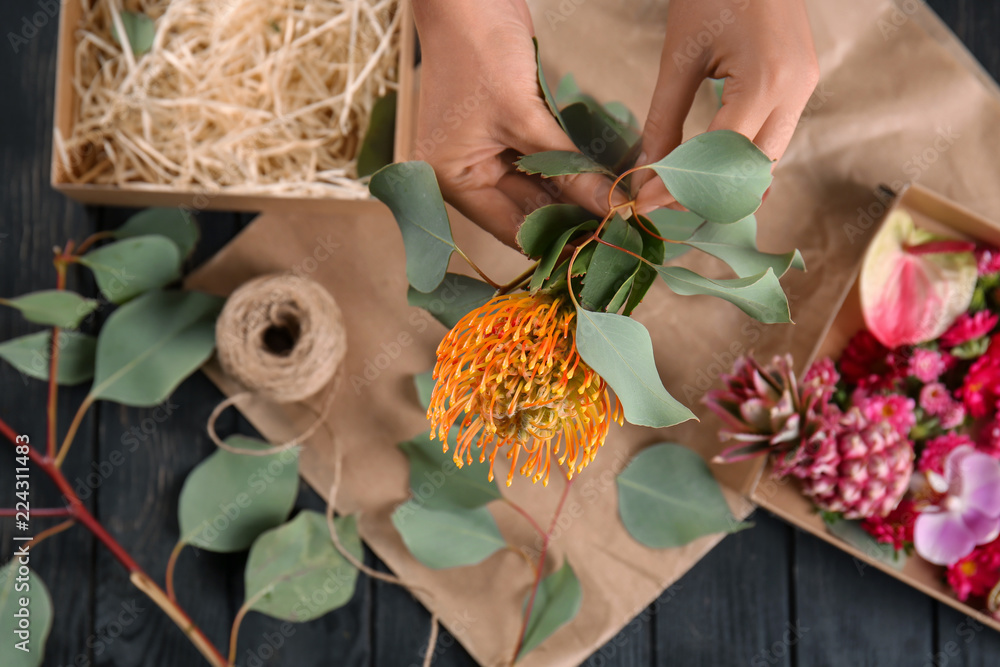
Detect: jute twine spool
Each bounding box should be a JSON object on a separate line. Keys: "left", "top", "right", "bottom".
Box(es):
{"left": 210, "top": 273, "right": 439, "bottom": 665}
{"left": 209, "top": 273, "right": 347, "bottom": 455}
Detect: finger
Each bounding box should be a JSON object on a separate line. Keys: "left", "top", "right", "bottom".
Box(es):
{"left": 508, "top": 110, "right": 628, "bottom": 216}
{"left": 753, "top": 104, "right": 808, "bottom": 162}
{"left": 631, "top": 45, "right": 704, "bottom": 194}
{"left": 496, "top": 171, "right": 561, "bottom": 215}
{"left": 443, "top": 184, "right": 525, "bottom": 250}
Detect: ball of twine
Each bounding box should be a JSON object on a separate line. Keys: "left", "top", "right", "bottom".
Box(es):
{"left": 216, "top": 273, "right": 347, "bottom": 403}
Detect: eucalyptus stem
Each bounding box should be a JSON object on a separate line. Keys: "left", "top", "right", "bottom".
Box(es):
{"left": 22, "top": 519, "right": 75, "bottom": 551}
{"left": 503, "top": 497, "right": 546, "bottom": 538}
{"left": 55, "top": 394, "right": 94, "bottom": 467}
{"left": 497, "top": 262, "right": 539, "bottom": 296}
{"left": 510, "top": 475, "right": 575, "bottom": 663}
{"left": 46, "top": 246, "right": 71, "bottom": 460}
{"left": 0, "top": 414, "right": 228, "bottom": 667}
{"left": 454, "top": 247, "right": 501, "bottom": 289}
{"left": 228, "top": 590, "right": 269, "bottom": 666}
{"left": 165, "top": 539, "right": 186, "bottom": 602}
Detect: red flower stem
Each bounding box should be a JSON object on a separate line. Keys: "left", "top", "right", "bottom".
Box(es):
{"left": 511, "top": 476, "right": 575, "bottom": 662}
{"left": 0, "top": 414, "right": 227, "bottom": 667}
{"left": 0, "top": 507, "right": 73, "bottom": 517}
{"left": 503, "top": 497, "right": 546, "bottom": 538}
{"left": 47, "top": 244, "right": 72, "bottom": 461}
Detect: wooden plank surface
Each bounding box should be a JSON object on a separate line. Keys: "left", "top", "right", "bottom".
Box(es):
{"left": 0, "top": 1, "right": 999, "bottom": 666}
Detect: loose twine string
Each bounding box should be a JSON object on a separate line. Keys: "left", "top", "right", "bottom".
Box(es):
{"left": 57, "top": 0, "right": 401, "bottom": 197}
{"left": 213, "top": 273, "right": 439, "bottom": 664}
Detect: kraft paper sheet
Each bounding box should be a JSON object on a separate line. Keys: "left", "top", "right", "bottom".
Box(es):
{"left": 186, "top": 1, "right": 1000, "bottom": 664}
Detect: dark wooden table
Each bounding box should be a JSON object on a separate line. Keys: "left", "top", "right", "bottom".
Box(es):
{"left": 3, "top": 2, "right": 1000, "bottom": 666}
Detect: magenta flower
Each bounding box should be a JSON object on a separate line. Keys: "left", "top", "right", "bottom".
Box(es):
{"left": 914, "top": 446, "right": 1000, "bottom": 565}
{"left": 940, "top": 311, "right": 999, "bottom": 348}
{"left": 919, "top": 382, "right": 952, "bottom": 416}
{"left": 976, "top": 245, "right": 1000, "bottom": 276}
{"left": 908, "top": 348, "right": 947, "bottom": 383}
{"left": 857, "top": 393, "right": 916, "bottom": 437}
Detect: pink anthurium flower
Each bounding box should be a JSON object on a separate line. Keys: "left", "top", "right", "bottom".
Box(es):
{"left": 913, "top": 445, "right": 1000, "bottom": 566}
{"left": 860, "top": 210, "right": 977, "bottom": 349}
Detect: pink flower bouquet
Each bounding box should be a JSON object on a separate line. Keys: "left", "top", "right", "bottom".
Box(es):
{"left": 709, "top": 210, "right": 1000, "bottom": 619}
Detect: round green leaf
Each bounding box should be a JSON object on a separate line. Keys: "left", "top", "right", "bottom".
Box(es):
{"left": 179, "top": 436, "right": 299, "bottom": 552}
{"left": 0, "top": 290, "right": 98, "bottom": 329}
{"left": 398, "top": 431, "right": 501, "bottom": 510}
{"left": 648, "top": 130, "right": 772, "bottom": 223}
{"left": 617, "top": 443, "right": 739, "bottom": 548}
{"left": 406, "top": 273, "right": 495, "bottom": 329}
{"left": 90, "top": 290, "right": 223, "bottom": 406}
{"left": 574, "top": 310, "right": 695, "bottom": 428}
{"left": 369, "top": 161, "right": 456, "bottom": 294}
{"left": 392, "top": 500, "right": 505, "bottom": 569}
{"left": 245, "top": 511, "right": 361, "bottom": 622}
{"left": 517, "top": 560, "right": 582, "bottom": 661}
{"left": 78, "top": 236, "right": 181, "bottom": 304}
{"left": 0, "top": 560, "right": 53, "bottom": 666}
{"left": 114, "top": 208, "right": 200, "bottom": 259}
{"left": 0, "top": 331, "right": 96, "bottom": 385}
{"left": 682, "top": 215, "right": 805, "bottom": 278}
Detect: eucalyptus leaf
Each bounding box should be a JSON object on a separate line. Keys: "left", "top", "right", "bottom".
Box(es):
{"left": 179, "top": 436, "right": 299, "bottom": 552}
{"left": 517, "top": 204, "right": 595, "bottom": 257}
{"left": 653, "top": 265, "right": 791, "bottom": 323}
{"left": 357, "top": 91, "right": 397, "bottom": 177}
{"left": 245, "top": 511, "right": 361, "bottom": 621}
{"left": 683, "top": 216, "right": 805, "bottom": 278}
{"left": 517, "top": 560, "right": 582, "bottom": 661}
{"left": 407, "top": 273, "right": 496, "bottom": 329}
{"left": 392, "top": 501, "right": 505, "bottom": 569}
{"left": 529, "top": 221, "right": 597, "bottom": 292}
{"left": 0, "top": 331, "right": 96, "bottom": 385}
{"left": 0, "top": 290, "right": 98, "bottom": 329}
{"left": 622, "top": 223, "right": 670, "bottom": 316}
{"left": 90, "top": 290, "right": 223, "bottom": 406}
{"left": 554, "top": 72, "right": 582, "bottom": 108}
{"left": 515, "top": 151, "right": 613, "bottom": 178}
{"left": 0, "top": 560, "right": 53, "bottom": 667}
{"left": 617, "top": 443, "right": 742, "bottom": 548}
{"left": 370, "top": 161, "right": 456, "bottom": 293}
{"left": 398, "top": 430, "right": 501, "bottom": 510}
{"left": 824, "top": 515, "right": 907, "bottom": 571}
{"left": 560, "top": 102, "right": 639, "bottom": 174}
{"left": 574, "top": 310, "right": 695, "bottom": 428}
{"left": 78, "top": 236, "right": 181, "bottom": 304}
{"left": 580, "top": 215, "right": 642, "bottom": 311}
{"left": 647, "top": 130, "right": 772, "bottom": 223}
{"left": 414, "top": 372, "right": 435, "bottom": 411}
{"left": 642, "top": 209, "right": 705, "bottom": 241}
{"left": 111, "top": 10, "right": 155, "bottom": 56}
{"left": 534, "top": 38, "right": 567, "bottom": 132}
{"left": 603, "top": 101, "right": 640, "bottom": 132}
{"left": 114, "top": 208, "right": 199, "bottom": 259}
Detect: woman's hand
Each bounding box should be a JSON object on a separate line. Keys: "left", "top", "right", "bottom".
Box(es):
{"left": 633, "top": 0, "right": 819, "bottom": 213}
{"left": 412, "top": 0, "right": 623, "bottom": 248}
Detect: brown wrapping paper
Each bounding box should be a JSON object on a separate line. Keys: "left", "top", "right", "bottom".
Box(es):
{"left": 185, "top": 0, "right": 1000, "bottom": 664}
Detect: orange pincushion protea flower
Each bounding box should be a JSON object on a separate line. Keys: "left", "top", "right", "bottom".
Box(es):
{"left": 428, "top": 291, "right": 623, "bottom": 486}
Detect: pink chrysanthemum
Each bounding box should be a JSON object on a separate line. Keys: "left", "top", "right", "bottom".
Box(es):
{"left": 976, "top": 245, "right": 1000, "bottom": 276}
{"left": 919, "top": 382, "right": 952, "bottom": 416}
{"left": 857, "top": 394, "right": 916, "bottom": 437}
{"left": 918, "top": 433, "right": 976, "bottom": 474}
{"left": 946, "top": 537, "right": 1000, "bottom": 602}
{"left": 861, "top": 498, "right": 918, "bottom": 550}
{"left": 940, "top": 311, "right": 998, "bottom": 348}
{"left": 940, "top": 403, "right": 968, "bottom": 430}
{"left": 908, "top": 348, "right": 947, "bottom": 383}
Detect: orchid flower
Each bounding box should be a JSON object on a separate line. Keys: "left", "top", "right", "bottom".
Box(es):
{"left": 913, "top": 445, "right": 1000, "bottom": 566}
{"left": 860, "top": 210, "right": 977, "bottom": 349}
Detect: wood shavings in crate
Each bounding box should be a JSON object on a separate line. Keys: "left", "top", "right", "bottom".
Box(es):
{"left": 55, "top": 0, "right": 401, "bottom": 198}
